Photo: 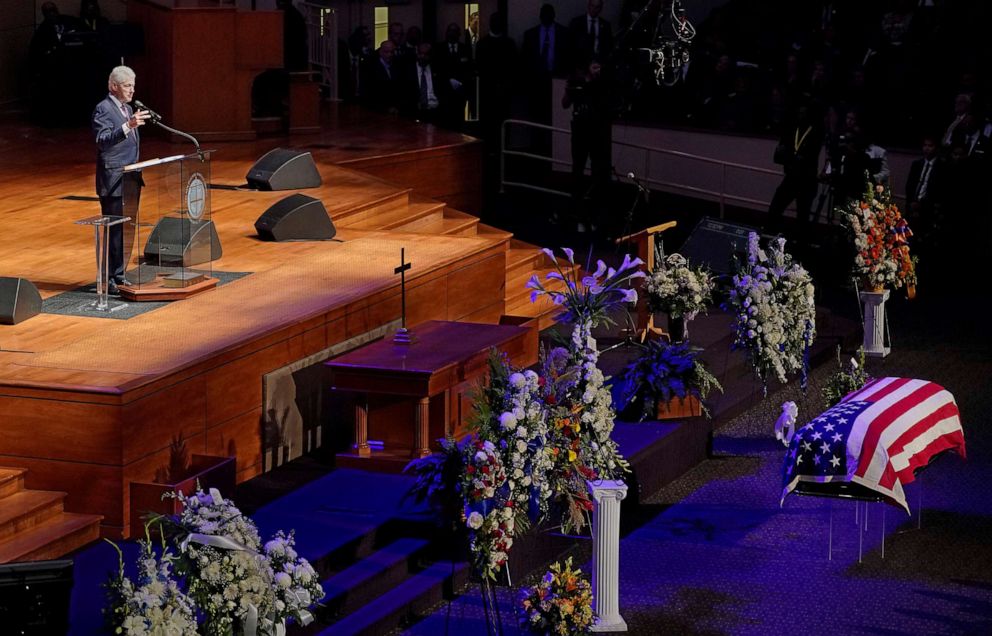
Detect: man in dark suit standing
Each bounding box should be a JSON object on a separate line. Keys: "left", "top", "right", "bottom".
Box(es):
{"left": 401, "top": 43, "right": 455, "bottom": 126}
{"left": 569, "top": 0, "right": 613, "bottom": 66}
{"left": 522, "top": 4, "right": 571, "bottom": 124}
{"left": 766, "top": 103, "right": 823, "bottom": 238}
{"left": 93, "top": 65, "right": 149, "bottom": 295}
{"left": 361, "top": 40, "right": 401, "bottom": 114}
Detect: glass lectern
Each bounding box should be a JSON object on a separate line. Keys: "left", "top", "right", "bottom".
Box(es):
{"left": 120, "top": 151, "right": 221, "bottom": 300}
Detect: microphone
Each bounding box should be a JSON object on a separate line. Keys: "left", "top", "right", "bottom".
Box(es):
{"left": 132, "top": 100, "right": 162, "bottom": 123}
{"left": 626, "top": 171, "right": 650, "bottom": 201}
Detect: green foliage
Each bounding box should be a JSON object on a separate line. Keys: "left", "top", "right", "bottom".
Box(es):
{"left": 822, "top": 346, "right": 870, "bottom": 409}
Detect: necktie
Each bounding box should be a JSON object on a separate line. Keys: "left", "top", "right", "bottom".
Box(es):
{"left": 419, "top": 68, "right": 429, "bottom": 109}
{"left": 917, "top": 161, "right": 931, "bottom": 199}
{"left": 590, "top": 18, "right": 599, "bottom": 53}
{"left": 541, "top": 29, "right": 551, "bottom": 72}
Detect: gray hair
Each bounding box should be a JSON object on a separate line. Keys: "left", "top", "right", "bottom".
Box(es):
{"left": 108, "top": 66, "right": 135, "bottom": 90}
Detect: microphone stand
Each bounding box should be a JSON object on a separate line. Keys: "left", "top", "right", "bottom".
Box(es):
{"left": 150, "top": 118, "right": 204, "bottom": 161}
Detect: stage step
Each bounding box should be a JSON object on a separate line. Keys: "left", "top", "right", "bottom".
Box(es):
{"left": 316, "top": 538, "right": 431, "bottom": 624}
{"left": 313, "top": 560, "right": 468, "bottom": 636}
{"left": 0, "top": 512, "right": 101, "bottom": 563}
{"left": 0, "top": 467, "right": 101, "bottom": 564}
{"left": 348, "top": 198, "right": 444, "bottom": 232}
{"left": 332, "top": 189, "right": 412, "bottom": 227}
{"left": 0, "top": 468, "right": 26, "bottom": 499}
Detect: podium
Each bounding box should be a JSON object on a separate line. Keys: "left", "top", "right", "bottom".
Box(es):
{"left": 74, "top": 215, "right": 132, "bottom": 313}
{"left": 615, "top": 221, "right": 677, "bottom": 341}
{"left": 120, "top": 151, "right": 221, "bottom": 302}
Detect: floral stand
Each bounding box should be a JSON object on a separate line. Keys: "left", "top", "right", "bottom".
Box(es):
{"left": 860, "top": 289, "right": 890, "bottom": 358}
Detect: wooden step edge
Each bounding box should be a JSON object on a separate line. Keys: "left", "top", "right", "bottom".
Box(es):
{"left": 474, "top": 223, "right": 513, "bottom": 241}
{"left": 438, "top": 215, "right": 481, "bottom": 236}
{"left": 0, "top": 490, "right": 67, "bottom": 541}
{"left": 0, "top": 468, "right": 27, "bottom": 499}
{"left": 0, "top": 512, "right": 102, "bottom": 564}
{"left": 346, "top": 200, "right": 442, "bottom": 231}
{"left": 332, "top": 189, "right": 412, "bottom": 226}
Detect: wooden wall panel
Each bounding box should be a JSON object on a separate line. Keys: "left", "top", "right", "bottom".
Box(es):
{"left": 121, "top": 432, "right": 208, "bottom": 534}
{"left": 0, "top": 396, "right": 121, "bottom": 464}
{"left": 121, "top": 378, "right": 207, "bottom": 465}
{"left": 446, "top": 252, "right": 507, "bottom": 321}
{"left": 205, "top": 410, "right": 263, "bottom": 479}
{"left": 204, "top": 340, "right": 297, "bottom": 424}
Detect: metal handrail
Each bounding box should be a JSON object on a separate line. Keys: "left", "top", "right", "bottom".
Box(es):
{"left": 499, "top": 118, "right": 784, "bottom": 217}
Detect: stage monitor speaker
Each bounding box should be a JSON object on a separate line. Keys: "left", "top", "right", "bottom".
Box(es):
{"left": 0, "top": 277, "right": 42, "bottom": 325}
{"left": 143, "top": 218, "right": 223, "bottom": 267}
{"left": 255, "top": 193, "right": 336, "bottom": 241}
{"left": 246, "top": 148, "right": 322, "bottom": 191}
{"left": 678, "top": 217, "right": 762, "bottom": 275}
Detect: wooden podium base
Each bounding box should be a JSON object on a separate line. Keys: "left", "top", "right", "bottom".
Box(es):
{"left": 119, "top": 277, "right": 218, "bottom": 302}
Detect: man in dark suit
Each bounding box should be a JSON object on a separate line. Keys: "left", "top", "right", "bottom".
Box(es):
{"left": 569, "top": 0, "right": 613, "bottom": 66}
{"left": 93, "top": 65, "right": 149, "bottom": 295}
{"left": 522, "top": 4, "right": 571, "bottom": 124}
{"left": 401, "top": 43, "right": 455, "bottom": 126}
{"left": 361, "top": 40, "right": 401, "bottom": 114}
{"left": 436, "top": 22, "right": 472, "bottom": 124}
{"left": 906, "top": 134, "right": 944, "bottom": 220}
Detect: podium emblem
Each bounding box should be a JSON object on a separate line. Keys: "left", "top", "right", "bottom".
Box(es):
{"left": 186, "top": 173, "right": 207, "bottom": 221}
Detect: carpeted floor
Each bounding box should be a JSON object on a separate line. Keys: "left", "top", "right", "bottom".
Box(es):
{"left": 399, "top": 292, "right": 992, "bottom": 635}
{"left": 41, "top": 271, "right": 251, "bottom": 320}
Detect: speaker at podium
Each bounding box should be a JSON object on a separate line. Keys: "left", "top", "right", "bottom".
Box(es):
{"left": 246, "top": 148, "right": 322, "bottom": 191}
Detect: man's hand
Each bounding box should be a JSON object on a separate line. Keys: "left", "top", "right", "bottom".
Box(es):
{"left": 128, "top": 110, "right": 151, "bottom": 129}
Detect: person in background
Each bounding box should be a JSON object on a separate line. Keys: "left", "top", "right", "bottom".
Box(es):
{"left": 563, "top": 58, "right": 615, "bottom": 232}
{"left": 767, "top": 102, "right": 824, "bottom": 238}
{"left": 569, "top": 0, "right": 613, "bottom": 67}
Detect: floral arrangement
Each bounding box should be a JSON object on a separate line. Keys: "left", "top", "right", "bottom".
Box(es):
{"left": 840, "top": 182, "right": 917, "bottom": 292}
{"left": 725, "top": 233, "right": 816, "bottom": 392}
{"left": 526, "top": 248, "right": 645, "bottom": 328}
{"left": 822, "top": 346, "right": 870, "bottom": 409}
{"left": 106, "top": 487, "right": 324, "bottom": 636}
{"left": 527, "top": 248, "right": 642, "bottom": 472}
{"left": 518, "top": 557, "right": 595, "bottom": 636}
{"left": 644, "top": 252, "right": 715, "bottom": 319}
{"left": 614, "top": 339, "right": 723, "bottom": 420}
{"left": 105, "top": 539, "right": 198, "bottom": 635}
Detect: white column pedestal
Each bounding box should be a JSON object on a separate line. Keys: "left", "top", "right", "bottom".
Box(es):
{"left": 588, "top": 480, "right": 628, "bottom": 632}
{"left": 860, "top": 289, "right": 890, "bottom": 358}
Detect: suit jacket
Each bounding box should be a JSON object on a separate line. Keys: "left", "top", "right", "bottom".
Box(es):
{"left": 435, "top": 40, "right": 472, "bottom": 82}
{"left": 360, "top": 56, "right": 400, "bottom": 112}
{"left": 568, "top": 14, "right": 613, "bottom": 63}
{"left": 93, "top": 95, "right": 140, "bottom": 198}
{"left": 400, "top": 63, "right": 453, "bottom": 116}
{"left": 522, "top": 23, "right": 571, "bottom": 77}
{"left": 905, "top": 157, "right": 944, "bottom": 208}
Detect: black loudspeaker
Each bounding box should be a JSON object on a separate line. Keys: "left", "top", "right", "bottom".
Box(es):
{"left": 678, "top": 217, "right": 762, "bottom": 275}
{"left": 255, "top": 194, "right": 336, "bottom": 241}
{"left": 246, "top": 148, "right": 322, "bottom": 191}
{"left": 143, "top": 218, "right": 223, "bottom": 267}
{"left": 0, "top": 277, "right": 42, "bottom": 325}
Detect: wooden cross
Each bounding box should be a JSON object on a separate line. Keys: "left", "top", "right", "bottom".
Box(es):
{"left": 393, "top": 247, "right": 414, "bottom": 343}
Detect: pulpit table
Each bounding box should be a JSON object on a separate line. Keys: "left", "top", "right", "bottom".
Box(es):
{"left": 326, "top": 320, "right": 537, "bottom": 469}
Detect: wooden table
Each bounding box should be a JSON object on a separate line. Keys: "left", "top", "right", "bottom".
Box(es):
{"left": 326, "top": 320, "right": 537, "bottom": 463}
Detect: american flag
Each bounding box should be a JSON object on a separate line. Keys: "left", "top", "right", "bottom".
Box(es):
{"left": 782, "top": 377, "right": 966, "bottom": 512}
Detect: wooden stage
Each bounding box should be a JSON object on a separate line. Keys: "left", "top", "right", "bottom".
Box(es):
{"left": 0, "top": 108, "right": 556, "bottom": 539}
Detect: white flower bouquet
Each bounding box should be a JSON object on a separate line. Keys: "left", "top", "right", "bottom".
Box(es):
{"left": 104, "top": 539, "right": 198, "bottom": 636}
{"left": 725, "top": 233, "right": 816, "bottom": 392}
{"left": 644, "top": 252, "right": 715, "bottom": 319}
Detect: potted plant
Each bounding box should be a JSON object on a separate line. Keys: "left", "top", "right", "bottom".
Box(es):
{"left": 128, "top": 434, "right": 235, "bottom": 538}
{"left": 614, "top": 340, "right": 722, "bottom": 421}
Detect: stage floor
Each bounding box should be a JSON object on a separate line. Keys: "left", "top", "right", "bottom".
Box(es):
{"left": 0, "top": 110, "right": 501, "bottom": 536}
